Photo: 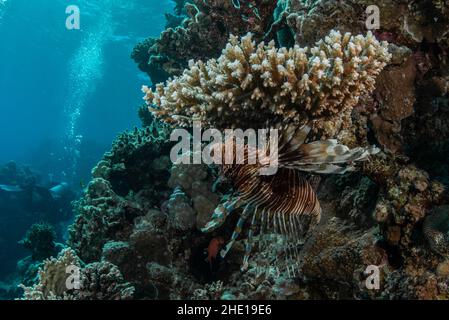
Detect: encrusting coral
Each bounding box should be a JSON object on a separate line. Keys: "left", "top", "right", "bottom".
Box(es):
{"left": 69, "top": 124, "right": 173, "bottom": 263}
{"left": 424, "top": 206, "right": 449, "bottom": 257}
{"left": 365, "top": 158, "right": 446, "bottom": 249}
{"left": 137, "top": 0, "right": 278, "bottom": 80}
{"left": 143, "top": 30, "right": 391, "bottom": 132}
{"left": 20, "top": 248, "right": 135, "bottom": 300}
{"left": 131, "top": 38, "right": 169, "bottom": 85}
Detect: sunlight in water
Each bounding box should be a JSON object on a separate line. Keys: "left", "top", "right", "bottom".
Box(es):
{"left": 0, "top": 0, "right": 8, "bottom": 22}
{"left": 63, "top": 1, "right": 118, "bottom": 183}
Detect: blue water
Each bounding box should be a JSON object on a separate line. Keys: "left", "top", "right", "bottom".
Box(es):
{"left": 0, "top": 0, "right": 173, "bottom": 285}
{"left": 0, "top": 0, "right": 172, "bottom": 184}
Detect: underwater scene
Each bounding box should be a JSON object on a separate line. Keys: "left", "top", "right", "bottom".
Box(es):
{"left": 0, "top": 0, "right": 449, "bottom": 301}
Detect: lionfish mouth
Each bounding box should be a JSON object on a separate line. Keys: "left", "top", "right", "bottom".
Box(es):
{"left": 201, "top": 122, "right": 380, "bottom": 273}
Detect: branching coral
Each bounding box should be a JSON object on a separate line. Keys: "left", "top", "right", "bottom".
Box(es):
{"left": 40, "top": 0, "right": 449, "bottom": 301}
{"left": 20, "top": 248, "right": 81, "bottom": 300}
{"left": 144, "top": 30, "right": 391, "bottom": 131}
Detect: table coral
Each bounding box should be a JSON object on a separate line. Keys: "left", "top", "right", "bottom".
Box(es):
{"left": 144, "top": 30, "right": 391, "bottom": 131}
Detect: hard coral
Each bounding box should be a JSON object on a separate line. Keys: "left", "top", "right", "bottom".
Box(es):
{"left": 131, "top": 38, "right": 169, "bottom": 84}
{"left": 366, "top": 158, "right": 445, "bottom": 249}
{"left": 424, "top": 206, "right": 449, "bottom": 257}
{"left": 167, "top": 161, "right": 220, "bottom": 229}
{"left": 74, "top": 261, "right": 135, "bottom": 300}
{"left": 144, "top": 30, "right": 391, "bottom": 131}
{"left": 143, "top": 0, "right": 277, "bottom": 78}
{"left": 20, "top": 248, "right": 134, "bottom": 300}
{"left": 281, "top": 0, "right": 364, "bottom": 47}
{"left": 69, "top": 124, "right": 174, "bottom": 263}
{"left": 19, "top": 223, "right": 57, "bottom": 261}
{"left": 68, "top": 178, "right": 145, "bottom": 263}
{"left": 20, "top": 248, "right": 81, "bottom": 300}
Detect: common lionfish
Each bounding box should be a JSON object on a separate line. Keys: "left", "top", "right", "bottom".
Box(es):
{"left": 201, "top": 123, "right": 379, "bottom": 273}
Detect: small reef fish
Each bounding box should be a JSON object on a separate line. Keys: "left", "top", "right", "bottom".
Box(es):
{"left": 205, "top": 236, "right": 225, "bottom": 268}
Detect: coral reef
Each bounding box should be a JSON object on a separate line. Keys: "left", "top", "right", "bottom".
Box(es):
{"left": 167, "top": 161, "right": 220, "bottom": 230}
{"left": 144, "top": 30, "right": 390, "bottom": 132}
{"left": 0, "top": 161, "right": 35, "bottom": 186}
{"left": 62, "top": 127, "right": 223, "bottom": 298}
{"left": 278, "top": 0, "right": 449, "bottom": 48}
{"left": 366, "top": 159, "right": 445, "bottom": 249}
{"left": 69, "top": 125, "right": 173, "bottom": 263}
{"left": 73, "top": 261, "right": 135, "bottom": 300}
{"left": 23, "top": 0, "right": 449, "bottom": 301}
{"left": 279, "top": 0, "right": 365, "bottom": 47}
{"left": 19, "top": 223, "right": 58, "bottom": 261}
{"left": 424, "top": 206, "right": 449, "bottom": 257}
{"left": 131, "top": 38, "right": 169, "bottom": 85}
{"left": 137, "top": 0, "right": 277, "bottom": 81}
{"left": 20, "top": 248, "right": 135, "bottom": 300}
{"left": 0, "top": 161, "right": 70, "bottom": 284}
{"left": 20, "top": 248, "right": 81, "bottom": 300}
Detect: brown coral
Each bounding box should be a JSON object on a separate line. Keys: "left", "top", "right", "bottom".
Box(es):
{"left": 144, "top": 30, "right": 391, "bottom": 130}
{"left": 145, "top": 0, "right": 277, "bottom": 77}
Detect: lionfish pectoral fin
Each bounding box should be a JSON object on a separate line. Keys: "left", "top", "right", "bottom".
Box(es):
{"left": 298, "top": 140, "right": 380, "bottom": 165}
{"left": 220, "top": 204, "right": 251, "bottom": 258}
{"left": 279, "top": 134, "right": 380, "bottom": 174}
{"left": 200, "top": 197, "right": 241, "bottom": 233}
{"left": 291, "top": 163, "right": 356, "bottom": 174}
{"left": 289, "top": 122, "right": 312, "bottom": 149}
{"left": 278, "top": 122, "right": 311, "bottom": 154}
{"left": 307, "top": 175, "right": 321, "bottom": 191}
